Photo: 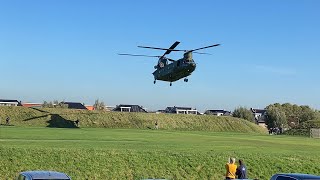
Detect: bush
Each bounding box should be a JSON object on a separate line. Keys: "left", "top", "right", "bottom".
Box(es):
{"left": 299, "top": 120, "right": 320, "bottom": 129}
{"left": 284, "top": 128, "right": 310, "bottom": 136}
{"left": 232, "top": 107, "right": 254, "bottom": 122}
{"left": 283, "top": 120, "right": 320, "bottom": 136}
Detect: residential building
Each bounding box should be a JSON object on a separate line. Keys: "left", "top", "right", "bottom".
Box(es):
{"left": 251, "top": 108, "right": 267, "bottom": 128}
{"left": 62, "top": 102, "right": 87, "bottom": 110}
{"left": 113, "top": 104, "right": 147, "bottom": 113}
{"left": 105, "top": 106, "right": 115, "bottom": 111}
{"left": 164, "top": 106, "right": 199, "bottom": 115}
{"left": 85, "top": 105, "right": 94, "bottom": 111}
{"left": 0, "top": 99, "right": 22, "bottom": 106}
{"left": 204, "top": 109, "right": 231, "bottom": 116}
{"left": 22, "top": 102, "right": 42, "bottom": 108}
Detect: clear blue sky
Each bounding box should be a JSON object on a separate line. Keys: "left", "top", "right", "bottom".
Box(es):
{"left": 1, "top": 0, "right": 319, "bottom": 112}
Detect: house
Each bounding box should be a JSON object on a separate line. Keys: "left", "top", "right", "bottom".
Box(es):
{"left": 85, "top": 105, "right": 94, "bottom": 111}
{"left": 0, "top": 99, "right": 22, "bottom": 106}
{"left": 113, "top": 104, "right": 147, "bottom": 113}
{"left": 156, "top": 110, "right": 166, "bottom": 114}
{"left": 164, "top": 106, "right": 199, "bottom": 115}
{"left": 105, "top": 106, "right": 116, "bottom": 111}
{"left": 251, "top": 108, "right": 267, "bottom": 128}
{"left": 62, "top": 102, "right": 87, "bottom": 110}
{"left": 204, "top": 109, "right": 231, "bottom": 116}
{"left": 22, "top": 102, "right": 42, "bottom": 108}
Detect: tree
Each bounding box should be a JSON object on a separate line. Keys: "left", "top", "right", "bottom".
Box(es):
{"left": 53, "top": 100, "right": 59, "bottom": 106}
{"left": 299, "top": 105, "right": 316, "bottom": 123}
{"left": 266, "top": 105, "right": 287, "bottom": 129}
{"left": 316, "top": 110, "right": 320, "bottom": 119}
{"left": 42, "top": 100, "right": 67, "bottom": 108}
{"left": 57, "top": 101, "right": 68, "bottom": 108}
{"left": 93, "top": 99, "right": 106, "bottom": 111}
{"left": 232, "top": 107, "right": 254, "bottom": 122}
{"left": 267, "top": 103, "right": 317, "bottom": 127}
{"left": 42, "top": 101, "right": 54, "bottom": 108}
{"left": 42, "top": 101, "right": 48, "bottom": 108}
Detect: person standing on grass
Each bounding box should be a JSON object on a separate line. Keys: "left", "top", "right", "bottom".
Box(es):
{"left": 75, "top": 119, "right": 80, "bottom": 127}
{"left": 236, "top": 159, "right": 247, "bottom": 179}
{"left": 155, "top": 120, "right": 158, "bottom": 129}
{"left": 6, "top": 116, "right": 10, "bottom": 125}
{"left": 225, "top": 157, "right": 237, "bottom": 179}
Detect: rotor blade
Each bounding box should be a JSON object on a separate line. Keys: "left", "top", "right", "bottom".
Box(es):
{"left": 164, "top": 41, "right": 180, "bottom": 55}
{"left": 138, "top": 41, "right": 182, "bottom": 55}
{"left": 190, "top": 44, "right": 220, "bottom": 52}
{"left": 193, "top": 52, "right": 212, "bottom": 55}
{"left": 118, "top": 53, "right": 160, "bottom": 58}
{"left": 137, "top": 46, "right": 183, "bottom": 52}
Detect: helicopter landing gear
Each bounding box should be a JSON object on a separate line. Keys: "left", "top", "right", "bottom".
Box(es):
{"left": 154, "top": 80, "right": 156, "bottom": 84}
{"left": 184, "top": 78, "right": 188, "bottom": 82}
{"left": 170, "top": 82, "right": 172, "bottom": 86}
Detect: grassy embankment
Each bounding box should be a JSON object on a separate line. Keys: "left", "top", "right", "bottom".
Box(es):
{"left": 0, "top": 106, "right": 266, "bottom": 133}
{"left": 1, "top": 127, "right": 320, "bottom": 180}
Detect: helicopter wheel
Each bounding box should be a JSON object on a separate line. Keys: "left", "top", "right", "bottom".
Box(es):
{"left": 184, "top": 78, "right": 188, "bottom": 82}
{"left": 170, "top": 82, "right": 172, "bottom": 86}
{"left": 154, "top": 80, "right": 156, "bottom": 84}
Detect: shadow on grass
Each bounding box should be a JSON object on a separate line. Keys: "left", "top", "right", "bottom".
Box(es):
{"left": 30, "top": 107, "right": 50, "bottom": 113}
{"left": 23, "top": 107, "right": 51, "bottom": 121}
{"left": 23, "top": 114, "right": 50, "bottom": 121}
{"left": 47, "top": 114, "right": 79, "bottom": 128}
{"left": 21, "top": 112, "right": 78, "bottom": 128}
{"left": 0, "top": 124, "right": 14, "bottom": 126}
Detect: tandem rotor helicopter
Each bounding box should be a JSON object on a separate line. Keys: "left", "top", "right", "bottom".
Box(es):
{"left": 119, "top": 41, "right": 220, "bottom": 86}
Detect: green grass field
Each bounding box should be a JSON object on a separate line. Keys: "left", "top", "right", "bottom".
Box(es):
{"left": 1, "top": 126, "right": 320, "bottom": 180}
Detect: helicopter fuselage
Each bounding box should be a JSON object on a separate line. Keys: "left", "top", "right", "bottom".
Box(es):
{"left": 119, "top": 41, "right": 219, "bottom": 86}
{"left": 153, "top": 56, "right": 196, "bottom": 82}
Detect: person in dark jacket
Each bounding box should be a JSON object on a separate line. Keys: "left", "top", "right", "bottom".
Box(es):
{"left": 75, "top": 119, "right": 80, "bottom": 127}
{"left": 236, "top": 159, "right": 247, "bottom": 179}
{"left": 6, "top": 116, "right": 10, "bottom": 125}
{"left": 155, "top": 120, "right": 159, "bottom": 129}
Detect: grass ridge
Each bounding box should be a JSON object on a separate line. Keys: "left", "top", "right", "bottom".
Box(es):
{"left": 0, "top": 106, "right": 266, "bottom": 133}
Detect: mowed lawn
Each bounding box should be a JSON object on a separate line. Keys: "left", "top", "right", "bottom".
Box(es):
{"left": 1, "top": 127, "right": 320, "bottom": 179}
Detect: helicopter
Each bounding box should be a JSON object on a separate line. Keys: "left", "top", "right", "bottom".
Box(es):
{"left": 119, "top": 41, "right": 220, "bottom": 86}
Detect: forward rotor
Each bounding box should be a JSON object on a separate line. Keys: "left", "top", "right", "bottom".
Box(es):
{"left": 138, "top": 43, "right": 220, "bottom": 54}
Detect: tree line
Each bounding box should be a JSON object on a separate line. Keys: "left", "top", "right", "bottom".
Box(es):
{"left": 42, "top": 99, "right": 106, "bottom": 111}
{"left": 233, "top": 103, "right": 320, "bottom": 134}
{"left": 42, "top": 100, "right": 68, "bottom": 108}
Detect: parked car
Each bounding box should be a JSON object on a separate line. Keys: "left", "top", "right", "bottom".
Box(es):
{"left": 17, "top": 171, "right": 71, "bottom": 180}
{"left": 270, "top": 173, "right": 320, "bottom": 180}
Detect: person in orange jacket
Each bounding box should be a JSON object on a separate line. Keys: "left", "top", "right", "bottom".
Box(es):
{"left": 225, "top": 157, "right": 237, "bottom": 179}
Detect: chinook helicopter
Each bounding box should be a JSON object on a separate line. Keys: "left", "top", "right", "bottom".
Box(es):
{"left": 119, "top": 41, "right": 220, "bottom": 86}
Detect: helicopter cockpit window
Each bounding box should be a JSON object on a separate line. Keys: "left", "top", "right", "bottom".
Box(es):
{"left": 159, "top": 62, "right": 164, "bottom": 68}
